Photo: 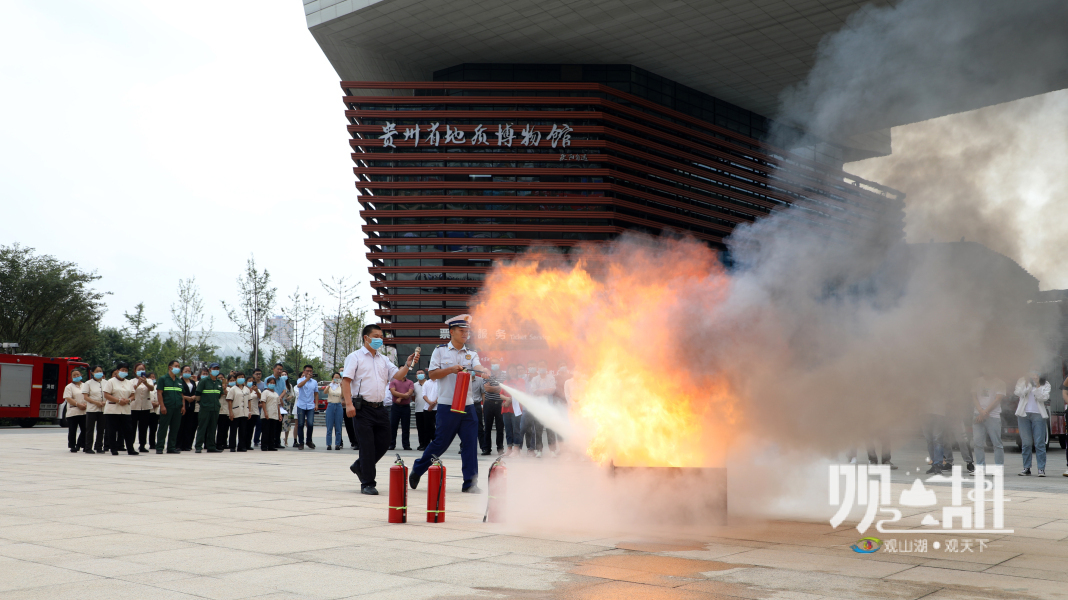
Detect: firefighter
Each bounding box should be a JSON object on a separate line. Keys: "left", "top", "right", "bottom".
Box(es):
{"left": 155, "top": 360, "right": 185, "bottom": 454}
{"left": 409, "top": 314, "right": 488, "bottom": 494}
{"left": 102, "top": 362, "right": 138, "bottom": 456}
{"left": 194, "top": 363, "right": 224, "bottom": 453}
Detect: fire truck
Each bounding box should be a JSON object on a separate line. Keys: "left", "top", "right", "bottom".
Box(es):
{"left": 0, "top": 351, "right": 88, "bottom": 428}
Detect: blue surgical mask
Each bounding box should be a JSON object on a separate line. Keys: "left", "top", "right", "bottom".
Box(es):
{"left": 491, "top": 364, "right": 499, "bottom": 371}
{"left": 137, "top": 370, "right": 145, "bottom": 377}
{"left": 228, "top": 381, "right": 236, "bottom": 387}
{"left": 172, "top": 367, "right": 181, "bottom": 375}
{"left": 269, "top": 383, "right": 277, "bottom": 391}
{"left": 94, "top": 372, "right": 103, "bottom": 380}
{"left": 73, "top": 376, "right": 83, "bottom": 383}
{"left": 210, "top": 369, "right": 220, "bottom": 377}
{"left": 118, "top": 371, "right": 128, "bottom": 379}
{"left": 280, "top": 375, "right": 288, "bottom": 381}
{"left": 369, "top": 338, "right": 384, "bottom": 350}
{"left": 416, "top": 373, "right": 425, "bottom": 381}
{"left": 237, "top": 378, "right": 245, "bottom": 385}
{"left": 182, "top": 372, "right": 191, "bottom": 379}
{"left": 200, "top": 374, "right": 208, "bottom": 380}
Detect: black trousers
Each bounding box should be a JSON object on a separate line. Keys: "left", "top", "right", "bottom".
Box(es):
{"left": 67, "top": 414, "right": 86, "bottom": 449}
{"left": 148, "top": 413, "right": 158, "bottom": 448}
{"left": 178, "top": 403, "right": 198, "bottom": 450}
{"left": 349, "top": 403, "right": 390, "bottom": 488}
{"left": 389, "top": 403, "right": 411, "bottom": 449}
{"left": 216, "top": 414, "right": 231, "bottom": 449}
{"left": 245, "top": 415, "right": 259, "bottom": 449}
{"left": 472, "top": 402, "right": 487, "bottom": 452}
{"left": 229, "top": 416, "right": 248, "bottom": 450}
{"left": 522, "top": 413, "right": 544, "bottom": 452}
{"left": 132, "top": 409, "right": 152, "bottom": 449}
{"left": 86, "top": 412, "right": 105, "bottom": 451}
{"left": 344, "top": 409, "right": 359, "bottom": 448}
{"left": 415, "top": 411, "right": 433, "bottom": 448}
{"left": 261, "top": 418, "right": 279, "bottom": 450}
{"left": 482, "top": 401, "right": 504, "bottom": 451}
{"left": 106, "top": 413, "right": 136, "bottom": 454}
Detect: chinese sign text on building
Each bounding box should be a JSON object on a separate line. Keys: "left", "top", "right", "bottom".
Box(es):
{"left": 378, "top": 123, "right": 573, "bottom": 149}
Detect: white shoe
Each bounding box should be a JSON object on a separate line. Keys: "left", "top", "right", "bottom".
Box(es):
{"left": 926, "top": 457, "right": 932, "bottom": 464}
{"left": 551, "top": 450, "right": 559, "bottom": 458}
{"left": 1062, "top": 470, "right": 1068, "bottom": 477}
{"left": 535, "top": 450, "right": 543, "bottom": 458}
{"left": 849, "top": 457, "right": 857, "bottom": 464}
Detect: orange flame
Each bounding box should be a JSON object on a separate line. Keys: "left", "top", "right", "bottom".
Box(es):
{"left": 472, "top": 237, "right": 737, "bottom": 467}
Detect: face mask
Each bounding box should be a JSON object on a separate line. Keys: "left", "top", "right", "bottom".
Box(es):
{"left": 237, "top": 378, "right": 246, "bottom": 385}
{"left": 182, "top": 372, "right": 191, "bottom": 379}
{"left": 368, "top": 337, "right": 384, "bottom": 350}
{"left": 538, "top": 368, "right": 546, "bottom": 375}
{"left": 210, "top": 369, "right": 220, "bottom": 377}
{"left": 333, "top": 378, "right": 340, "bottom": 384}
{"left": 172, "top": 367, "right": 181, "bottom": 375}
{"left": 118, "top": 371, "right": 128, "bottom": 379}
{"left": 94, "top": 372, "right": 104, "bottom": 380}
{"left": 73, "top": 376, "right": 82, "bottom": 383}
{"left": 137, "top": 370, "right": 145, "bottom": 377}
{"left": 416, "top": 374, "right": 425, "bottom": 381}
{"left": 280, "top": 374, "right": 288, "bottom": 381}
{"left": 200, "top": 375, "right": 208, "bottom": 380}
{"left": 269, "top": 384, "right": 278, "bottom": 391}
{"left": 491, "top": 364, "right": 499, "bottom": 371}
{"left": 228, "top": 381, "right": 236, "bottom": 387}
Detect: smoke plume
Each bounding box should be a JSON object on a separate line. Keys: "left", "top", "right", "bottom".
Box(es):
{"left": 474, "top": 0, "right": 1066, "bottom": 529}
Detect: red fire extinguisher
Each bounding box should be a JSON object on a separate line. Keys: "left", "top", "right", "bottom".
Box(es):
{"left": 388, "top": 454, "right": 408, "bottom": 524}
{"left": 484, "top": 456, "right": 507, "bottom": 523}
{"left": 451, "top": 370, "right": 471, "bottom": 414}
{"left": 427, "top": 455, "right": 446, "bottom": 523}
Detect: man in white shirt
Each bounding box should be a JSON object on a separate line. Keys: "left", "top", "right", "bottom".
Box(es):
{"left": 408, "top": 314, "right": 489, "bottom": 494}
{"left": 343, "top": 324, "right": 415, "bottom": 495}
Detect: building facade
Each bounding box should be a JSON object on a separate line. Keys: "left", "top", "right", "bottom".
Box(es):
{"left": 345, "top": 64, "right": 904, "bottom": 360}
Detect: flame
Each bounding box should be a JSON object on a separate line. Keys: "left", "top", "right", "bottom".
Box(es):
{"left": 472, "top": 237, "right": 737, "bottom": 467}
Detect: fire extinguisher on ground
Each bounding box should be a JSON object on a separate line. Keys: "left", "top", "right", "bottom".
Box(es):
{"left": 427, "top": 455, "right": 446, "bottom": 523}
{"left": 484, "top": 456, "right": 507, "bottom": 523}
{"left": 388, "top": 454, "right": 408, "bottom": 524}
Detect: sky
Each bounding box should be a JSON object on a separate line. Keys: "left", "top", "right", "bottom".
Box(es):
{"left": 2, "top": 0, "right": 1065, "bottom": 351}
{"left": 0, "top": 0, "right": 376, "bottom": 339}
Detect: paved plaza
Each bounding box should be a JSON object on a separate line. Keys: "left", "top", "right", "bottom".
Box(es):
{"left": 3, "top": 427, "right": 1068, "bottom": 599}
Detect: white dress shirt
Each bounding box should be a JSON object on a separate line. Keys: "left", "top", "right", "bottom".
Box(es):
{"left": 342, "top": 345, "right": 399, "bottom": 405}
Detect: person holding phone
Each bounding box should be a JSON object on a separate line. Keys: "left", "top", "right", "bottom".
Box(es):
{"left": 130, "top": 362, "right": 156, "bottom": 452}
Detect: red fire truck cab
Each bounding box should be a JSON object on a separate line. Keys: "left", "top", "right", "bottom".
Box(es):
{"left": 0, "top": 353, "right": 88, "bottom": 427}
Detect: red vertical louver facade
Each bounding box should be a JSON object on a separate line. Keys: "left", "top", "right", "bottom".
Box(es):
{"left": 343, "top": 81, "right": 903, "bottom": 358}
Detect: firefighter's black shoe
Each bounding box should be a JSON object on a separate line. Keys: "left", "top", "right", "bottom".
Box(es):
{"left": 361, "top": 485, "right": 379, "bottom": 495}
{"left": 462, "top": 483, "right": 482, "bottom": 494}
{"left": 409, "top": 472, "right": 421, "bottom": 490}
{"left": 84, "top": 449, "right": 95, "bottom": 454}
{"left": 925, "top": 465, "right": 941, "bottom": 475}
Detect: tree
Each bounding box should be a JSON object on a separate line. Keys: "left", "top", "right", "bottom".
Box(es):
{"left": 328, "top": 307, "right": 367, "bottom": 371}
{"left": 170, "top": 277, "right": 214, "bottom": 365}
{"left": 0, "top": 244, "right": 107, "bottom": 357}
{"left": 320, "top": 276, "right": 359, "bottom": 371}
{"left": 221, "top": 256, "right": 276, "bottom": 371}
{"left": 122, "top": 303, "right": 159, "bottom": 357}
{"left": 281, "top": 287, "right": 321, "bottom": 370}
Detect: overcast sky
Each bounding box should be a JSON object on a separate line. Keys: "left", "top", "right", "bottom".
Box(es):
{"left": 1, "top": 0, "right": 376, "bottom": 338}
{"left": 3, "top": 1, "right": 1064, "bottom": 349}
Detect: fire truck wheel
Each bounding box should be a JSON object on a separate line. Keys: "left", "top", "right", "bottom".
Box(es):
{"left": 17, "top": 418, "right": 38, "bottom": 428}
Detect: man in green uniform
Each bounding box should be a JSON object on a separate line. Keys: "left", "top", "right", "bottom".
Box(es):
{"left": 195, "top": 362, "right": 224, "bottom": 453}
{"left": 156, "top": 360, "right": 186, "bottom": 454}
